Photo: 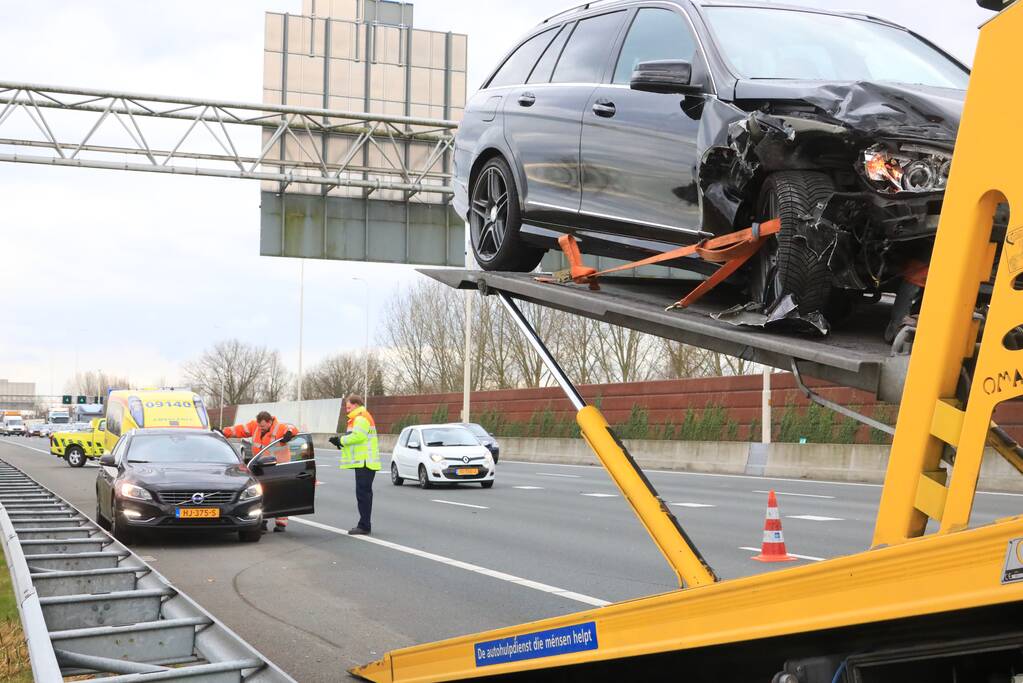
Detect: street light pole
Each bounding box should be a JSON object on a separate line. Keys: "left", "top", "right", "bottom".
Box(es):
{"left": 350, "top": 276, "right": 370, "bottom": 404}
{"left": 298, "top": 260, "right": 305, "bottom": 428}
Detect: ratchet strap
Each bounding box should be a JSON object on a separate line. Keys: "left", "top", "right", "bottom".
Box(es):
{"left": 537, "top": 218, "right": 781, "bottom": 310}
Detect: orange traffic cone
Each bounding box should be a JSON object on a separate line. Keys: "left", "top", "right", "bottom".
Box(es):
{"left": 752, "top": 489, "right": 796, "bottom": 562}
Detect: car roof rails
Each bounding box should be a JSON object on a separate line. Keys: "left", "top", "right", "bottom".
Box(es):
{"left": 542, "top": 0, "right": 619, "bottom": 24}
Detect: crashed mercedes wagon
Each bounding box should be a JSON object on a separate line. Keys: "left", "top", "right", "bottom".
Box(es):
{"left": 453, "top": 1, "right": 970, "bottom": 335}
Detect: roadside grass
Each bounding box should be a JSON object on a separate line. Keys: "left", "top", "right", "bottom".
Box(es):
{"left": 0, "top": 555, "right": 32, "bottom": 682}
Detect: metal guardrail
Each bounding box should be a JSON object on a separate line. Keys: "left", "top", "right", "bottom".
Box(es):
{"left": 0, "top": 459, "right": 296, "bottom": 682}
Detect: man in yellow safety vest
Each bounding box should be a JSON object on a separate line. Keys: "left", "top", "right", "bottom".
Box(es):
{"left": 329, "top": 395, "right": 380, "bottom": 535}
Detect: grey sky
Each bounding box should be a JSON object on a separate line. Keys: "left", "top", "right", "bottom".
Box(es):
{"left": 0, "top": 1, "right": 990, "bottom": 396}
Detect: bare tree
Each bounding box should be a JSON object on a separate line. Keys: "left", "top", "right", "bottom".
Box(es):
{"left": 182, "top": 339, "right": 285, "bottom": 406}
{"left": 65, "top": 371, "right": 131, "bottom": 400}
{"left": 303, "top": 351, "right": 386, "bottom": 399}
{"left": 382, "top": 281, "right": 435, "bottom": 394}
{"left": 261, "top": 350, "right": 293, "bottom": 402}
{"left": 596, "top": 324, "right": 656, "bottom": 383}
{"left": 558, "top": 315, "right": 603, "bottom": 385}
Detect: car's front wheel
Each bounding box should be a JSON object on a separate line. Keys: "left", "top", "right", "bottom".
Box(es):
{"left": 66, "top": 446, "right": 86, "bottom": 468}
{"left": 469, "top": 157, "right": 545, "bottom": 272}
{"left": 418, "top": 465, "right": 433, "bottom": 490}
{"left": 754, "top": 171, "right": 836, "bottom": 316}
{"left": 391, "top": 462, "right": 404, "bottom": 486}
{"left": 239, "top": 528, "right": 262, "bottom": 543}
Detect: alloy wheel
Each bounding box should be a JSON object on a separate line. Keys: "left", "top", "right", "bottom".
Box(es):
{"left": 469, "top": 166, "right": 510, "bottom": 260}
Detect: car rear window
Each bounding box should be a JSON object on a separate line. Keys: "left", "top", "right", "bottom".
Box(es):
{"left": 551, "top": 11, "right": 627, "bottom": 84}
{"left": 127, "top": 434, "right": 239, "bottom": 464}
{"left": 423, "top": 427, "right": 479, "bottom": 447}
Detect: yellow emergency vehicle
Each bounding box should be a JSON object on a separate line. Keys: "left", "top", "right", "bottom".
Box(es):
{"left": 50, "top": 389, "right": 210, "bottom": 467}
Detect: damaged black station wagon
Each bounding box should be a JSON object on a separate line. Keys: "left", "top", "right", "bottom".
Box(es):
{"left": 453, "top": 1, "right": 970, "bottom": 335}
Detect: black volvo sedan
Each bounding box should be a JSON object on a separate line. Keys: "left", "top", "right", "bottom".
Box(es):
{"left": 95, "top": 429, "right": 315, "bottom": 544}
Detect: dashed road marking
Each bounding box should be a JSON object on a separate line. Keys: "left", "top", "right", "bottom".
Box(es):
{"left": 739, "top": 546, "right": 826, "bottom": 562}
{"left": 513, "top": 486, "right": 544, "bottom": 490}
{"left": 786, "top": 515, "right": 844, "bottom": 522}
{"left": 536, "top": 472, "right": 581, "bottom": 478}
{"left": 753, "top": 490, "right": 835, "bottom": 499}
{"left": 581, "top": 493, "right": 617, "bottom": 498}
{"left": 291, "top": 517, "right": 610, "bottom": 607}
{"left": 431, "top": 499, "right": 488, "bottom": 510}
{"left": 671, "top": 503, "right": 715, "bottom": 508}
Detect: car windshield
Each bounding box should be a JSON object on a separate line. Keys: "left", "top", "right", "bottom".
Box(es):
{"left": 127, "top": 433, "right": 239, "bottom": 464}
{"left": 6, "top": 418, "right": 22, "bottom": 425}
{"left": 464, "top": 423, "right": 490, "bottom": 438}
{"left": 704, "top": 7, "right": 969, "bottom": 89}
{"left": 423, "top": 427, "right": 479, "bottom": 447}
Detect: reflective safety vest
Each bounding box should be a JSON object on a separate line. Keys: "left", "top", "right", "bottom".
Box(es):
{"left": 339, "top": 406, "right": 380, "bottom": 470}
{"left": 223, "top": 418, "right": 296, "bottom": 457}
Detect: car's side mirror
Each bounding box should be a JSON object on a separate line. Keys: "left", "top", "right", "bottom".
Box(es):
{"left": 99, "top": 454, "right": 115, "bottom": 467}
{"left": 408, "top": 442, "right": 421, "bottom": 450}
{"left": 630, "top": 60, "right": 701, "bottom": 95}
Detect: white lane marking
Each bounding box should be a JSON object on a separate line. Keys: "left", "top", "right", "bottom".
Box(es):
{"left": 581, "top": 493, "right": 617, "bottom": 498}
{"left": 671, "top": 503, "right": 715, "bottom": 508}
{"left": 0, "top": 441, "right": 50, "bottom": 455}
{"left": 505, "top": 459, "right": 1023, "bottom": 498}
{"left": 753, "top": 490, "right": 835, "bottom": 499}
{"left": 290, "top": 517, "right": 610, "bottom": 607}
{"left": 513, "top": 486, "right": 544, "bottom": 490}
{"left": 501, "top": 460, "right": 886, "bottom": 488}
{"left": 787, "top": 515, "right": 844, "bottom": 522}
{"left": 535, "top": 472, "right": 581, "bottom": 478}
{"left": 431, "top": 499, "right": 488, "bottom": 510}
{"left": 739, "top": 546, "right": 826, "bottom": 562}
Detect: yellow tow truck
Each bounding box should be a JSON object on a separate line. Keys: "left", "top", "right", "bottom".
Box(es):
{"left": 353, "top": 4, "right": 1023, "bottom": 681}
{"left": 50, "top": 389, "right": 212, "bottom": 468}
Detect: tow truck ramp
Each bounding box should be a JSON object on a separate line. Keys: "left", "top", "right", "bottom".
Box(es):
{"left": 425, "top": 269, "right": 909, "bottom": 403}
{"left": 0, "top": 460, "right": 295, "bottom": 682}
{"left": 355, "top": 3, "right": 1023, "bottom": 681}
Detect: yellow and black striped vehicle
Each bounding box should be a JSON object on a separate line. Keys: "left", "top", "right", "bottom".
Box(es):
{"left": 50, "top": 418, "right": 106, "bottom": 468}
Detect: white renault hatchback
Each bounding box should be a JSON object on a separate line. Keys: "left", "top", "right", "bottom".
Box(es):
{"left": 391, "top": 423, "right": 495, "bottom": 489}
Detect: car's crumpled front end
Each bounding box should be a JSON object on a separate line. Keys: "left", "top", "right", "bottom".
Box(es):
{"left": 696, "top": 80, "right": 969, "bottom": 334}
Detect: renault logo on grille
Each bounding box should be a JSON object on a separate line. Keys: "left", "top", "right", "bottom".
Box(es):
{"left": 462, "top": 456, "right": 470, "bottom": 463}
{"left": 191, "top": 492, "right": 206, "bottom": 504}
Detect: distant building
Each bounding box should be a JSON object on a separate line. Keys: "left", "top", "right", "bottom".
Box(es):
{"left": 260, "top": 0, "right": 468, "bottom": 265}
{"left": 0, "top": 379, "right": 36, "bottom": 412}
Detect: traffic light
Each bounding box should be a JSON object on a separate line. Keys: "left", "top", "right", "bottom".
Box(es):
{"left": 62, "top": 395, "right": 71, "bottom": 405}
{"left": 76, "top": 395, "right": 87, "bottom": 404}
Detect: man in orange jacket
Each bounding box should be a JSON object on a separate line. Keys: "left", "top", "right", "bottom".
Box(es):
{"left": 218, "top": 410, "right": 296, "bottom": 532}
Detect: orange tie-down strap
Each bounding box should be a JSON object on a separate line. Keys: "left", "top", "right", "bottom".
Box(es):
{"left": 537, "top": 219, "right": 781, "bottom": 310}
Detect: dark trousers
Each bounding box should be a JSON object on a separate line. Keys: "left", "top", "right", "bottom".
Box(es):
{"left": 354, "top": 467, "right": 376, "bottom": 531}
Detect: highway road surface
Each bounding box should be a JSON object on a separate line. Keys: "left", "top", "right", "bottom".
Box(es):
{"left": 1, "top": 436, "right": 1019, "bottom": 681}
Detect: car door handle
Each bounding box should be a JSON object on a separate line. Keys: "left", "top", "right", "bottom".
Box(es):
{"left": 517, "top": 92, "right": 536, "bottom": 107}
{"left": 296, "top": 471, "right": 314, "bottom": 479}
{"left": 592, "top": 100, "right": 616, "bottom": 118}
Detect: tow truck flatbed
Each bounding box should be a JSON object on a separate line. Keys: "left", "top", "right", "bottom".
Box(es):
{"left": 424, "top": 269, "right": 908, "bottom": 402}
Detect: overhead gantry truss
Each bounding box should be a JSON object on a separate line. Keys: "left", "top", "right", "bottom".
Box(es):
{"left": 0, "top": 81, "right": 457, "bottom": 197}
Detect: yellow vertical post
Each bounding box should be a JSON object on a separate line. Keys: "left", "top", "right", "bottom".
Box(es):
{"left": 873, "top": 4, "right": 1023, "bottom": 546}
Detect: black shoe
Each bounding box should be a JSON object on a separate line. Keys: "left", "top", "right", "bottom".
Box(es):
{"left": 348, "top": 526, "right": 370, "bottom": 535}
{"left": 273, "top": 525, "right": 286, "bottom": 533}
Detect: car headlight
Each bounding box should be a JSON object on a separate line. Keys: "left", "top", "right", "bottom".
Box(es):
{"left": 118, "top": 482, "right": 153, "bottom": 502}
{"left": 862, "top": 144, "right": 950, "bottom": 194}
{"left": 429, "top": 453, "right": 445, "bottom": 463}
{"left": 239, "top": 483, "right": 263, "bottom": 501}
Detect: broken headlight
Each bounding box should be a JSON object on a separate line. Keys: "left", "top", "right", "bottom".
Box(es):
{"left": 862, "top": 144, "right": 951, "bottom": 194}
